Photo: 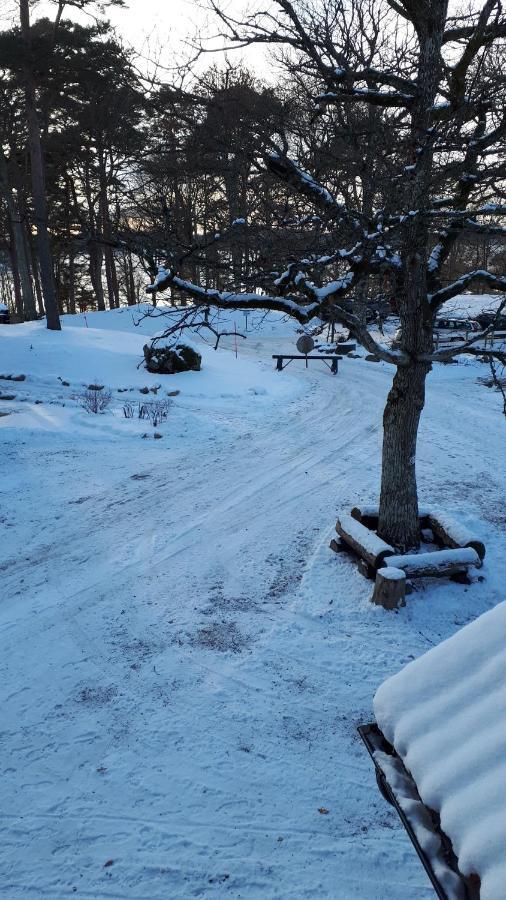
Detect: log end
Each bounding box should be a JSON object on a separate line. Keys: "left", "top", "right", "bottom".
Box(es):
{"left": 372, "top": 567, "right": 406, "bottom": 610}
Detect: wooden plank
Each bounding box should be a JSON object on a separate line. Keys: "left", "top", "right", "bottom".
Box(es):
{"left": 358, "top": 723, "right": 478, "bottom": 900}
{"left": 335, "top": 513, "right": 395, "bottom": 570}
{"left": 428, "top": 512, "right": 486, "bottom": 561}
{"left": 388, "top": 547, "right": 481, "bottom": 578}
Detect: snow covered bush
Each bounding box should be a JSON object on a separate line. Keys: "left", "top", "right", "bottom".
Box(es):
{"left": 138, "top": 399, "right": 171, "bottom": 427}
{"left": 79, "top": 387, "right": 112, "bottom": 414}
{"left": 143, "top": 341, "right": 201, "bottom": 375}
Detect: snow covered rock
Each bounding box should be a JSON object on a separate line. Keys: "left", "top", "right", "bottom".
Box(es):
{"left": 143, "top": 341, "right": 202, "bottom": 375}
{"left": 374, "top": 602, "right": 506, "bottom": 899}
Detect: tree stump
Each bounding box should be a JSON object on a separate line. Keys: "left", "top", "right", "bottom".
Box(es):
{"left": 371, "top": 567, "right": 406, "bottom": 610}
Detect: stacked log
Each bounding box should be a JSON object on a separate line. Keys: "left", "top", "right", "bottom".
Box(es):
{"left": 335, "top": 514, "right": 395, "bottom": 570}
{"left": 428, "top": 512, "right": 486, "bottom": 561}
{"left": 387, "top": 547, "right": 481, "bottom": 578}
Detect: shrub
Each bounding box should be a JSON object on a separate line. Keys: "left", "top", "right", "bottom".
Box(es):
{"left": 79, "top": 387, "right": 112, "bottom": 414}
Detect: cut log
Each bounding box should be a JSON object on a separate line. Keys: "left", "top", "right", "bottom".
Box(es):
{"left": 358, "top": 558, "right": 376, "bottom": 580}
{"left": 350, "top": 505, "right": 431, "bottom": 529}
{"left": 388, "top": 547, "right": 481, "bottom": 578}
{"left": 329, "top": 538, "right": 347, "bottom": 553}
{"left": 336, "top": 513, "right": 395, "bottom": 570}
{"left": 428, "top": 512, "right": 486, "bottom": 561}
{"left": 371, "top": 567, "right": 406, "bottom": 610}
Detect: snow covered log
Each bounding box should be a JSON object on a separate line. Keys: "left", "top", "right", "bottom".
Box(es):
{"left": 371, "top": 567, "right": 406, "bottom": 610}
{"left": 387, "top": 547, "right": 481, "bottom": 578}
{"left": 428, "top": 513, "right": 486, "bottom": 561}
{"left": 350, "top": 505, "right": 431, "bottom": 529}
{"left": 335, "top": 513, "right": 395, "bottom": 569}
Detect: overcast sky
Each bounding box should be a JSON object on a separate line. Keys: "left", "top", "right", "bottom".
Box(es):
{"left": 108, "top": 0, "right": 266, "bottom": 72}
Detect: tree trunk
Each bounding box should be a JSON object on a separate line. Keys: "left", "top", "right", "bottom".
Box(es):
{"left": 0, "top": 150, "right": 37, "bottom": 320}
{"left": 19, "top": 0, "right": 60, "bottom": 330}
{"left": 378, "top": 2, "right": 447, "bottom": 549}
{"left": 89, "top": 242, "right": 106, "bottom": 311}
{"left": 378, "top": 361, "right": 430, "bottom": 550}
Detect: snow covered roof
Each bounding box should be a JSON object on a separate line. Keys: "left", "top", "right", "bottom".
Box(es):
{"left": 374, "top": 602, "right": 506, "bottom": 900}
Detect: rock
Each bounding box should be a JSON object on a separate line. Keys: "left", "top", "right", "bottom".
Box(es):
{"left": 0, "top": 373, "right": 26, "bottom": 381}
{"left": 143, "top": 342, "right": 201, "bottom": 375}
{"left": 365, "top": 354, "right": 381, "bottom": 362}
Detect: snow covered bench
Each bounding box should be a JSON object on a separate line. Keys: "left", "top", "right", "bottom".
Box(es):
{"left": 361, "top": 602, "right": 506, "bottom": 899}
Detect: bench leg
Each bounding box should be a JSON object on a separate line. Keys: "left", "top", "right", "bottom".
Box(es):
{"left": 331, "top": 358, "right": 338, "bottom": 374}
{"left": 276, "top": 357, "right": 283, "bottom": 371}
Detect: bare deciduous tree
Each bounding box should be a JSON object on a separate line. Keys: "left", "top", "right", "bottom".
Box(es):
{"left": 147, "top": 0, "right": 506, "bottom": 550}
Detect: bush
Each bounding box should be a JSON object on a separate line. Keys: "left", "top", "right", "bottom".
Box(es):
{"left": 143, "top": 341, "right": 201, "bottom": 374}
{"left": 79, "top": 387, "right": 112, "bottom": 414}
{"left": 138, "top": 399, "right": 171, "bottom": 427}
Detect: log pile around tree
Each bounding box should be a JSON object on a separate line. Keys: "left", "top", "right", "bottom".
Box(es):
{"left": 332, "top": 505, "right": 485, "bottom": 610}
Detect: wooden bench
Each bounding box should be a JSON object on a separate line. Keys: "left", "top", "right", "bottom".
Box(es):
{"left": 273, "top": 354, "right": 342, "bottom": 373}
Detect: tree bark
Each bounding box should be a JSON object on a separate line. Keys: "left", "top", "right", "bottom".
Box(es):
{"left": 378, "top": 2, "right": 448, "bottom": 549}
{"left": 19, "top": 0, "right": 61, "bottom": 330}
{"left": 0, "top": 150, "right": 37, "bottom": 320}
{"left": 378, "top": 361, "right": 430, "bottom": 549}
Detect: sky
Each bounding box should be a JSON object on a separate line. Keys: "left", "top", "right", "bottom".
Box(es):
{"left": 0, "top": 0, "right": 266, "bottom": 75}
{"left": 106, "top": 0, "right": 266, "bottom": 73}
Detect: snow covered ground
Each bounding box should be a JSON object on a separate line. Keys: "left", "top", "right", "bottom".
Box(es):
{"left": 1, "top": 304, "right": 505, "bottom": 899}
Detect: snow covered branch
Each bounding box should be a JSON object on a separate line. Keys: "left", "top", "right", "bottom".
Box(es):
{"left": 429, "top": 271, "right": 506, "bottom": 309}
{"left": 266, "top": 152, "right": 348, "bottom": 219}
{"left": 146, "top": 267, "right": 408, "bottom": 366}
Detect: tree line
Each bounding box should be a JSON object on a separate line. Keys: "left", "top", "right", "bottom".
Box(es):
{"left": 1, "top": 0, "right": 504, "bottom": 333}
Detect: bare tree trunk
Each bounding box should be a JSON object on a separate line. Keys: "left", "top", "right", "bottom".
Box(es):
{"left": 68, "top": 248, "right": 76, "bottom": 315}
{"left": 19, "top": 0, "right": 60, "bottom": 330}
{"left": 378, "top": 2, "right": 448, "bottom": 549}
{"left": 29, "top": 241, "right": 44, "bottom": 317}
{"left": 0, "top": 150, "right": 37, "bottom": 320}
{"left": 7, "top": 220, "right": 23, "bottom": 318}
{"left": 379, "top": 361, "right": 431, "bottom": 549}
{"left": 89, "top": 242, "right": 106, "bottom": 311}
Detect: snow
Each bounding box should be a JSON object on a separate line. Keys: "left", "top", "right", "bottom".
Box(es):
{"left": 373, "top": 752, "right": 466, "bottom": 900}
{"left": 388, "top": 547, "right": 481, "bottom": 574}
{"left": 438, "top": 292, "right": 505, "bottom": 320}
{"left": 377, "top": 567, "right": 405, "bottom": 581}
{"left": 2, "top": 304, "right": 506, "bottom": 898}
{"left": 374, "top": 602, "right": 506, "bottom": 900}
{"left": 337, "top": 512, "right": 394, "bottom": 560}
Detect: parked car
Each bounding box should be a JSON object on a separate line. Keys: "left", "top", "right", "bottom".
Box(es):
{"left": 0, "top": 303, "right": 10, "bottom": 324}
{"left": 435, "top": 316, "right": 481, "bottom": 332}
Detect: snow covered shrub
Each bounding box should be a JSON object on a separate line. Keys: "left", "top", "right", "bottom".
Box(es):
{"left": 138, "top": 399, "right": 171, "bottom": 427}
{"left": 143, "top": 341, "right": 201, "bottom": 374}
{"left": 79, "top": 387, "right": 112, "bottom": 414}
{"left": 122, "top": 402, "right": 135, "bottom": 418}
